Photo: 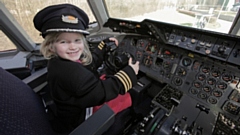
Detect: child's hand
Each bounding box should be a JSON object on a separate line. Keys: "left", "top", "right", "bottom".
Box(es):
{"left": 109, "top": 37, "right": 118, "bottom": 46}
{"left": 128, "top": 57, "right": 139, "bottom": 75}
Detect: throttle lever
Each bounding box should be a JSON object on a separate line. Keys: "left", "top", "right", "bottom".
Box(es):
{"left": 196, "top": 103, "right": 210, "bottom": 114}
{"left": 166, "top": 97, "right": 180, "bottom": 116}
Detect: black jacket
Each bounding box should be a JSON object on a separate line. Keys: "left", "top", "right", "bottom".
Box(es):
{"left": 47, "top": 41, "right": 137, "bottom": 133}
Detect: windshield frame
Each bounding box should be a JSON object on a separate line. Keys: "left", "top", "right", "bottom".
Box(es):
{"left": 229, "top": 10, "right": 240, "bottom": 35}
{"left": 103, "top": 0, "right": 240, "bottom": 37}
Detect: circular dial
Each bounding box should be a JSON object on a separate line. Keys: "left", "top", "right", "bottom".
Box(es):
{"left": 197, "top": 74, "right": 206, "bottom": 81}
{"left": 202, "top": 66, "right": 210, "bottom": 74}
{"left": 211, "top": 69, "right": 221, "bottom": 78}
{"left": 203, "top": 86, "right": 212, "bottom": 92}
{"left": 222, "top": 72, "right": 232, "bottom": 82}
{"left": 207, "top": 78, "right": 216, "bottom": 85}
{"left": 176, "top": 67, "right": 187, "bottom": 76}
{"left": 182, "top": 57, "right": 192, "bottom": 67}
{"left": 173, "top": 77, "right": 183, "bottom": 86}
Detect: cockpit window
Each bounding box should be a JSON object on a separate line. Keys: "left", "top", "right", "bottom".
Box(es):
{"left": 0, "top": 30, "right": 16, "bottom": 51}
{"left": 105, "top": 0, "right": 238, "bottom": 34}
{"left": 0, "top": 0, "right": 96, "bottom": 45}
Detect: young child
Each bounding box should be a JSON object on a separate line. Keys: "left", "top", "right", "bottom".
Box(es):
{"left": 33, "top": 3, "right": 139, "bottom": 133}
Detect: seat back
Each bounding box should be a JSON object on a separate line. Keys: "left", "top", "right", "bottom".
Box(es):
{"left": 0, "top": 67, "right": 55, "bottom": 135}
{"left": 0, "top": 67, "right": 115, "bottom": 135}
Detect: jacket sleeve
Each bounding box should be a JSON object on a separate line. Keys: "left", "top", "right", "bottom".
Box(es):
{"left": 55, "top": 63, "right": 137, "bottom": 108}
{"left": 90, "top": 41, "right": 108, "bottom": 71}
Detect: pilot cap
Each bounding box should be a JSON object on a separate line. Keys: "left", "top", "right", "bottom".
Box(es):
{"left": 33, "top": 3, "right": 89, "bottom": 38}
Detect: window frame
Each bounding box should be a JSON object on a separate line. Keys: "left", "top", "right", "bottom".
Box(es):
{"left": 0, "top": 2, "right": 36, "bottom": 69}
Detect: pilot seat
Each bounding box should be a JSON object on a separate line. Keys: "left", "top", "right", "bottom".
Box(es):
{"left": 0, "top": 67, "right": 115, "bottom": 135}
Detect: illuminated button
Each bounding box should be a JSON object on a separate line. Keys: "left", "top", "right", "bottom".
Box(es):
{"left": 206, "top": 43, "right": 212, "bottom": 47}
{"left": 205, "top": 50, "right": 211, "bottom": 54}
{"left": 191, "top": 39, "right": 196, "bottom": 44}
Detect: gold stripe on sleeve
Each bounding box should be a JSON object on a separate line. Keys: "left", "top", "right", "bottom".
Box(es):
{"left": 116, "top": 73, "right": 129, "bottom": 90}
{"left": 115, "top": 74, "right": 128, "bottom": 91}
{"left": 98, "top": 41, "right": 105, "bottom": 50}
{"left": 114, "top": 70, "right": 132, "bottom": 92}
{"left": 118, "top": 71, "right": 131, "bottom": 89}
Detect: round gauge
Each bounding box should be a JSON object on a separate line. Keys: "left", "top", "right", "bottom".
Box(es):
{"left": 173, "top": 76, "right": 183, "bottom": 86}
{"left": 203, "top": 85, "right": 212, "bottom": 92}
{"left": 207, "top": 77, "right": 216, "bottom": 85}
{"left": 212, "top": 90, "right": 223, "bottom": 97}
{"left": 217, "top": 82, "right": 228, "bottom": 90}
{"left": 189, "top": 88, "right": 199, "bottom": 95}
{"left": 198, "top": 92, "right": 207, "bottom": 99}
{"left": 197, "top": 74, "right": 206, "bottom": 81}
{"left": 208, "top": 97, "right": 218, "bottom": 104}
{"left": 222, "top": 72, "right": 232, "bottom": 82}
{"left": 145, "top": 43, "right": 158, "bottom": 54}
{"left": 182, "top": 57, "right": 192, "bottom": 67}
{"left": 143, "top": 56, "right": 153, "bottom": 67}
{"left": 201, "top": 66, "right": 210, "bottom": 74}
{"left": 193, "top": 81, "right": 202, "bottom": 88}
{"left": 192, "top": 60, "right": 201, "bottom": 71}
{"left": 176, "top": 67, "right": 186, "bottom": 76}
{"left": 211, "top": 69, "right": 221, "bottom": 77}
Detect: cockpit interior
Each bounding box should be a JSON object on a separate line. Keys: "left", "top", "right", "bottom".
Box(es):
{"left": 0, "top": 0, "right": 240, "bottom": 135}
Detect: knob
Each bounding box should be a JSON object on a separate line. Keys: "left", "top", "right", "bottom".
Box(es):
{"left": 233, "top": 49, "right": 240, "bottom": 57}
{"left": 174, "top": 77, "right": 183, "bottom": 86}
{"left": 181, "top": 36, "right": 187, "bottom": 42}
{"left": 218, "top": 46, "right": 225, "bottom": 54}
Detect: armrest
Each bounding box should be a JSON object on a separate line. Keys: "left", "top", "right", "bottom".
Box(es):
{"left": 69, "top": 104, "right": 115, "bottom": 135}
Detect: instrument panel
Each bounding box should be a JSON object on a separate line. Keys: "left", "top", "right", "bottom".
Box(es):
{"left": 119, "top": 36, "right": 240, "bottom": 135}
{"left": 119, "top": 35, "right": 240, "bottom": 107}
{"left": 88, "top": 18, "right": 240, "bottom": 135}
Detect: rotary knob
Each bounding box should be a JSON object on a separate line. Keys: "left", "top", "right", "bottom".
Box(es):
{"left": 233, "top": 49, "right": 240, "bottom": 57}
{"left": 218, "top": 46, "right": 226, "bottom": 54}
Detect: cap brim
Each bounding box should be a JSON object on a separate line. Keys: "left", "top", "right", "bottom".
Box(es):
{"left": 45, "top": 28, "right": 90, "bottom": 35}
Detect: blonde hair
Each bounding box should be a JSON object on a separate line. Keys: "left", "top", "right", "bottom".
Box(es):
{"left": 40, "top": 32, "right": 92, "bottom": 65}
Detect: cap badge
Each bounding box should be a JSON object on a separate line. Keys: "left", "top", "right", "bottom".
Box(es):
{"left": 62, "top": 15, "right": 78, "bottom": 24}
